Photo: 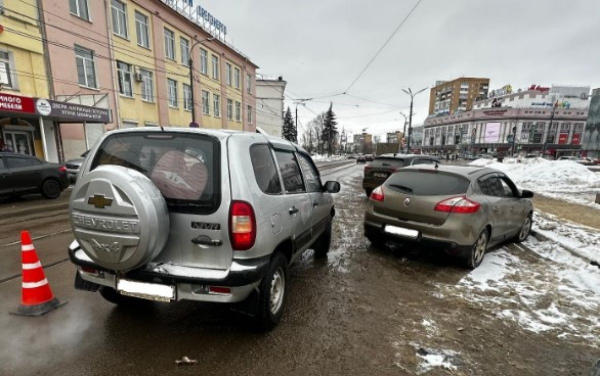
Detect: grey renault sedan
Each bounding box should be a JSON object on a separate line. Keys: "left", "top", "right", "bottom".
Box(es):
{"left": 364, "top": 165, "right": 534, "bottom": 268}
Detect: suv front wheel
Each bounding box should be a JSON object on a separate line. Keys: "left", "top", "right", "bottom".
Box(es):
{"left": 256, "top": 253, "right": 289, "bottom": 331}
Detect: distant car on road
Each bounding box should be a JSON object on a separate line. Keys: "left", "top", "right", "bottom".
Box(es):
{"left": 362, "top": 154, "right": 439, "bottom": 196}
{"left": 558, "top": 156, "right": 578, "bottom": 161}
{"left": 65, "top": 150, "right": 89, "bottom": 183}
{"left": 576, "top": 157, "right": 595, "bottom": 166}
{"left": 357, "top": 155, "right": 366, "bottom": 164}
{"left": 364, "top": 154, "right": 375, "bottom": 162}
{"left": 0, "top": 152, "right": 69, "bottom": 199}
{"left": 364, "top": 165, "right": 534, "bottom": 269}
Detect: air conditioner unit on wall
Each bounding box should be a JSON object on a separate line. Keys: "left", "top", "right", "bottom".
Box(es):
{"left": 134, "top": 66, "right": 143, "bottom": 82}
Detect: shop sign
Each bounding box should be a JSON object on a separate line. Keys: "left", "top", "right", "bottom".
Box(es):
{"left": 482, "top": 109, "right": 508, "bottom": 116}
{"left": 528, "top": 85, "right": 550, "bottom": 93}
{"left": 558, "top": 133, "right": 568, "bottom": 144}
{"left": 35, "top": 99, "right": 111, "bottom": 123}
{"left": 533, "top": 133, "right": 543, "bottom": 143}
{"left": 0, "top": 93, "right": 35, "bottom": 114}
{"left": 572, "top": 133, "right": 581, "bottom": 145}
{"left": 488, "top": 85, "right": 513, "bottom": 98}
{"left": 521, "top": 133, "right": 529, "bottom": 143}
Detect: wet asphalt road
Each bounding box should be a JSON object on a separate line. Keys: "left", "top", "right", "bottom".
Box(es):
{"left": 0, "top": 161, "right": 597, "bottom": 375}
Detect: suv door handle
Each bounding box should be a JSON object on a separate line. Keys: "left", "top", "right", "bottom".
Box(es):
{"left": 289, "top": 206, "right": 299, "bottom": 215}
{"left": 191, "top": 236, "right": 223, "bottom": 246}
{"left": 312, "top": 201, "right": 319, "bottom": 207}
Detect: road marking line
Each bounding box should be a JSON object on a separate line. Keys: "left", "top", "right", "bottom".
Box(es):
{"left": 22, "top": 279, "right": 48, "bottom": 288}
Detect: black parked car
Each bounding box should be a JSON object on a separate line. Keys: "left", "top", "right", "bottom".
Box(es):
{"left": 362, "top": 154, "right": 440, "bottom": 196}
{"left": 0, "top": 152, "right": 69, "bottom": 199}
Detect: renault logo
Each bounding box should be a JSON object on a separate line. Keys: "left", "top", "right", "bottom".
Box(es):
{"left": 403, "top": 198, "right": 411, "bottom": 207}
{"left": 88, "top": 194, "right": 113, "bottom": 209}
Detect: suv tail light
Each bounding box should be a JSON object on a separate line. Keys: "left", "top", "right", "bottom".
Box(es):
{"left": 370, "top": 186, "right": 384, "bottom": 202}
{"left": 229, "top": 201, "right": 256, "bottom": 250}
{"left": 58, "top": 166, "right": 67, "bottom": 173}
{"left": 434, "top": 196, "right": 480, "bottom": 214}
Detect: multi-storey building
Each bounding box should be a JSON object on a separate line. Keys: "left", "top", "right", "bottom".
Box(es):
{"left": 255, "top": 75, "right": 286, "bottom": 137}
{"left": 423, "top": 86, "right": 590, "bottom": 157}
{"left": 428, "top": 77, "right": 489, "bottom": 116}
{"left": 39, "top": 0, "right": 258, "bottom": 159}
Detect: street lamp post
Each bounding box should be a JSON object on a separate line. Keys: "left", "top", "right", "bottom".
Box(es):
{"left": 188, "top": 37, "right": 215, "bottom": 126}
{"left": 400, "top": 112, "right": 408, "bottom": 152}
{"left": 402, "top": 87, "right": 427, "bottom": 153}
{"left": 542, "top": 100, "right": 558, "bottom": 156}
{"left": 294, "top": 99, "right": 312, "bottom": 144}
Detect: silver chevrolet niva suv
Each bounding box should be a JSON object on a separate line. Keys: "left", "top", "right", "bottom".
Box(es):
{"left": 68, "top": 128, "right": 340, "bottom": 330}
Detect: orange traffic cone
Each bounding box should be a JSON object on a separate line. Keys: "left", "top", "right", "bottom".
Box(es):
{"left": 13, "top": 231, "right": 66, "bottom": 316}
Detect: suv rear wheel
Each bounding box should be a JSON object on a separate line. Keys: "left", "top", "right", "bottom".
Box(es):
{"left": 256, "top": 253, "right": 288, "bottom": 331}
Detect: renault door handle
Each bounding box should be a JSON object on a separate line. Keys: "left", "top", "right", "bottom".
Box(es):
{"left": 312, "top": 201, "right": 319, "bottom": 207}
{"left": 289, "top": 206, "right": 299, "bottom": 215}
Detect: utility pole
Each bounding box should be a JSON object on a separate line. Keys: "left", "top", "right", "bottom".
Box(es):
{"left": 188, "top": 37, "right": 215, "bottom": 126}
{"left": 542, "top": 100, "right": 558, "bottom": 156}
{"left": 402, "top": 87, "right": 427, "bottom": 153}
{"left": 400, "top": 112, "right": 408, "bottom": 153}
{"left": 295, "top": 99, "right": 312, "bottom": 144}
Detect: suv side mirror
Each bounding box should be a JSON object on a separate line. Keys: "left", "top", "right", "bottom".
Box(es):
{"left": 323, "top": 181, "right": 340, "bottom": 193}
{"left": 520, "top": 190, "right": 534, "bottom": 199}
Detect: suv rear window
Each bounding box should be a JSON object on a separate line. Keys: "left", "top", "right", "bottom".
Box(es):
{"left": 371, "top": 157, "right": 406, "bottom": 169}
{"left": 385, "top": 170, "right": 470, "bottom": 196}
{"left": 91, "top": 132, "right": 220, "bottom": 214}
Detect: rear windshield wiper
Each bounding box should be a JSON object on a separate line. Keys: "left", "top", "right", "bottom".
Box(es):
{"left": 388, "top": 184, "right": 413, "bottom": 194}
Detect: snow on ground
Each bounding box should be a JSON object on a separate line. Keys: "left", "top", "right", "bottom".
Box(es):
{"left": 311, "top": 155, "right": 345, "bottom": 163}
{"left": 533, "top": 212, "right": 600, "bottom": 263}
{"left": 437, "top": 242, "right": 600, "bottom": 344}
{"left": 469, "top": 157, "right": 600, "bottom": 208}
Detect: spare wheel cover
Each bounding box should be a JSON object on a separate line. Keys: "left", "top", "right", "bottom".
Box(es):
{"left": 70, "top": 165, "right": 169, "bottom": 272}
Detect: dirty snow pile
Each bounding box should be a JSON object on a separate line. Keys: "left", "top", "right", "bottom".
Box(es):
{"left": 311, "top": 155, "right": 345, "bottom": 163}
{"left": 470, "top": 157, "right": 600, "bottom": 207}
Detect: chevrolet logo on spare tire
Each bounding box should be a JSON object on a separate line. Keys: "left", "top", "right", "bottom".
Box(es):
{"left": 88, "top": 194, "right": 113, "bottom": 209}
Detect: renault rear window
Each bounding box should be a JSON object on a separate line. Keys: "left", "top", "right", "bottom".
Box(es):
{"left": 91, "top": 132, "right": 220, "bottom": 214}
{"left": 385, "top": 170, "right": 470, "bottom": 196}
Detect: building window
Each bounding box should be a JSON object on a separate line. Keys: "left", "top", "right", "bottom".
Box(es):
{"left": 227, "top": 99, "right": 233, "bottom": 120}
{"left": 202, "top": 90, "right": 210, "bottom": 115}
{"left": 111, "top": 0, "right": 128, "bottom": 38}
{"left": 75, "top": 45, "right": 97, "bottom": 88}
{"left": 235, "top": 101, "right": 241, "bottom": 122}
{"left": 183, "top": 84, "right": 192, "bottom": 111}
{"left": 225, "top": 63, "right": 232, "bottom": 86}
{"left": 211, "top": 55, "right": 219, "bottom": 80}
{"left": 246, "top": 73, "right": 252, "bottom": 94}
{"left": 167, "top": 79, "right": 177, "bottom": 107}
{"left": 234, "top": 68, "right": 240, "bottom": 89}
{"left": 164, "top": 28, "right": 175, "bottom": 60}
{"left": 140, "top": 69, "right": 153, "bottom": 102}
{"left": 135, "top": 12, "right": 150, "bottom": 48}
{"left": 117, "top": 61, "right": 132, "bottom": 97}
{"left": 199, "top": 48, "right": 208, "bottom": 74}
{"left": 70, "top": 0, "right": 90, "bottom": 21}
{"left": 247, "top": 105, "right": 252, "bottom": 124}
{"left": 180, "top": 37, "right": 190, "bottom": 66}
{"left": 213, "top": 94, "right": 220, "bottom": 117}
{"left": 0, "top": 51, "right": 13, "bottom": 88}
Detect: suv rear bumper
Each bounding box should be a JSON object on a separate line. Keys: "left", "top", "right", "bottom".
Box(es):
{"left": 69, "top": 245, "right": 269, "bottom": 303}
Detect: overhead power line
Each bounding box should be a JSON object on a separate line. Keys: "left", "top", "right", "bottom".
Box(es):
{"left": 343, "top": 0, "right": 424, "bottom": 94}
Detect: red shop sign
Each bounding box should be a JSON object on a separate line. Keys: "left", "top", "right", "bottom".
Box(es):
{"left": 572, "top": 133, "right": 581, "bottom": 145}
{"left": 558, "top": 133, "right": 568, "bottom": 145}
{"left": 0, "top": 93, "right": 35, "bottom": 114}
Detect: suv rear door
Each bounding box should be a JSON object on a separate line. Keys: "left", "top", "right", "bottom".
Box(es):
{"left": 273, "top": 150, "right": 313, "bottom": 258}
{"left": 297, "top": 152, "right": 331, "bottom": 238}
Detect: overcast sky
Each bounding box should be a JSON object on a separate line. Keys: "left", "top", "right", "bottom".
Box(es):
{"left": 199, "top": 0, "right": 600, "bottom": 138}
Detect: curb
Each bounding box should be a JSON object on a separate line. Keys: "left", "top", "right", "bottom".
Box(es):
{"left": 530, "top": 230, "right": 595, "bottom": 264}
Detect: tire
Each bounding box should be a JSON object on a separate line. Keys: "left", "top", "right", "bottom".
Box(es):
{"left": 513, "top": 214, "right": 532, "bottom": 243}
{"left": 98, "top": 286, "right": 140, "bottom": 306}
{"left": 365, "top": 189, "right": 373, "bottom": 197}
{"left": 41, "top": 179, "right": 62, "bottom": 199}
{"left": 255, "top": 253, "right": 288, "bottom": 331}
{"left": 313, "top": 221, "right": 332, "bottom": 259}
{"left": 465, "top": 229, "right": 488, "bottom": 269}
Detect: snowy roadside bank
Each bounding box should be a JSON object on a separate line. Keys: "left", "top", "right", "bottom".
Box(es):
{"left": 469, "top": 157, "right": 600, "bottom": 209}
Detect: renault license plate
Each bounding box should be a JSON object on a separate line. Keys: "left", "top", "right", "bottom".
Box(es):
{"left": 384, "top": 225, "right": 419, "bottom": 239}
{"left": 374, "top": 173, "right": 388, "bottom": 178}
{"left": 117, "top": 279, "right": 175, "bottom": 302}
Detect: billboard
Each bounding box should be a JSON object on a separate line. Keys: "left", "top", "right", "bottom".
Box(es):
{"left": 483, "top": 123, "right": 501, "bottom": 143}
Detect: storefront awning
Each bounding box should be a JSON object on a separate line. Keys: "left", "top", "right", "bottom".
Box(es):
{"left": 0, "top": 92, "right": 110, "bottom": 123}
